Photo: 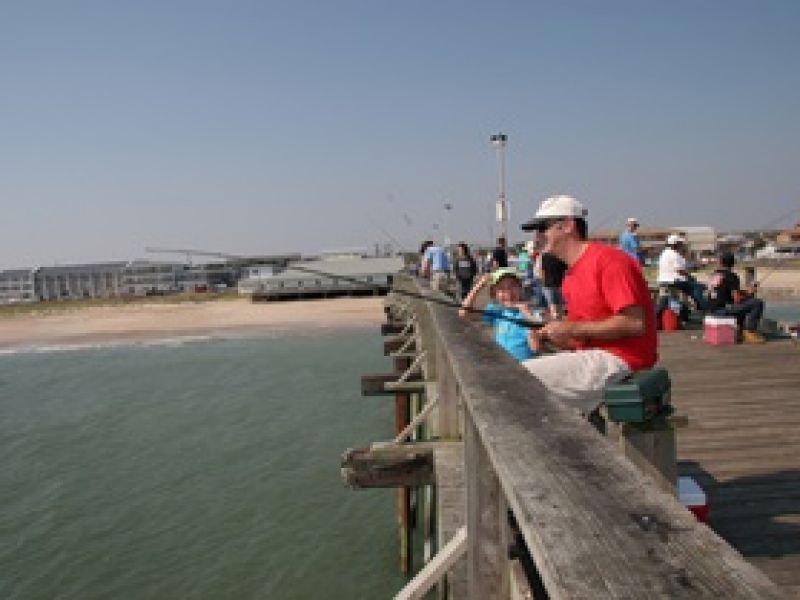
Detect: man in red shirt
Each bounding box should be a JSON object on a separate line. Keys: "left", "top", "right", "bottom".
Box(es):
{"left": 520, "top": 195, "right": 657, "bottom": 414}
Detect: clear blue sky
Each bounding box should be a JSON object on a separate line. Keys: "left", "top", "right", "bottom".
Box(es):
{"left": 1, "top": 1, "right": 798, "bottom": 268}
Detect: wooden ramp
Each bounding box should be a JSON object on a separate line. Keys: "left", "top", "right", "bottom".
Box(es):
{"left": 659, "top": 332, "right": 800, "bottom": 597}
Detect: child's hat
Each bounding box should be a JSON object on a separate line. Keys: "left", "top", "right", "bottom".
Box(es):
{"left": 490, "top": 267, "right": 520, "bottom": 286}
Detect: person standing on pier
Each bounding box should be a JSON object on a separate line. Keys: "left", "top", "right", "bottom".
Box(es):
{"left": 618, "top": 217, "right": 643, "bottom": 264}
{"left": 520, "top": 195, "right": 657, "bottom": 415}
{"left": 453, "top": 242, "right": 478, "bottom": 301}
{"left": 420, "top": 240, "right": 450, "bottom": 293}
{"left": 491, "top": 236, "right": 509, "bottom": 269}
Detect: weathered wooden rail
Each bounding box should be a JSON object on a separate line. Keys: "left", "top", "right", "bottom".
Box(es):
{"left": 342, "top": 274, "right": 787, "bottom": 599}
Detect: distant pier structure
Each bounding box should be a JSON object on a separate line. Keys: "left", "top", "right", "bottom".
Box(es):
{"left": 239, "top": 254, "right": 404, "bottom": 301}
{"left": 341, "top": 274, "right": 796, "bottom": 599}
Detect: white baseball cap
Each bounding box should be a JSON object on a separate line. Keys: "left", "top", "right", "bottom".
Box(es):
{"left": 666, "top": 233, "right": 685, "bottom": 245}
{"left": 521, "top": 195, "right": 588, "bottom": 231}
{"left": 626, "top": 217, "right": 639, "bottom": 225}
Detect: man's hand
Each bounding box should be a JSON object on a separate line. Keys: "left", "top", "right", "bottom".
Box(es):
{"left": 539, "top": 319, "right": 579, "bottom": 348}
{"left": 539, "top": 305, "right": 647, "bottom": 349}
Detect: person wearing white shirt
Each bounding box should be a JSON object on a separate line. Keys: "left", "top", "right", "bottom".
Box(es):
{"left": 657, "top": 234, "right": 707, "bottom": 311}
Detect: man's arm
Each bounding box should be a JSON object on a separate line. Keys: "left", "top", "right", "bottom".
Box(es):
{"left": 538, "top": 305, "right": 646, "bottom": 349}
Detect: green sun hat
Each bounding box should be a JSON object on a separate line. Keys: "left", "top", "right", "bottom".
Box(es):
{"left": 490, "top": 267, "right": 520, "bottom": 286}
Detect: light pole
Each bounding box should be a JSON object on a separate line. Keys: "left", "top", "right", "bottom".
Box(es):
{"left": 490, "top": 133, "right": 508, "bottom": 240}
{"left": 443, "top": 201, "right": 453, "bottom": 246}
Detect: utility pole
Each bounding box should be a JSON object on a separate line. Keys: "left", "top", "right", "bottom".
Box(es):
{"left": 490, "top": 133, "right": 508, "bottom": 240}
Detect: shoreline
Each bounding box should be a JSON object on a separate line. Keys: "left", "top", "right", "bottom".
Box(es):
{"left": 0, "top": 297, "right": 385, "bottom": 351}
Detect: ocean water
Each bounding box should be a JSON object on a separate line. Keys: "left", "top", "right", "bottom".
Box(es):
{"left": 0, "top": 329, "right": 406, "bottom": 599}
{"left": 765, "top": 300, "right": 800, "bottom": 323}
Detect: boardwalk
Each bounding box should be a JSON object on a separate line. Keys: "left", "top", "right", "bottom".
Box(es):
{"left": 660, "top": 332, "right": 800, "bottom": 597}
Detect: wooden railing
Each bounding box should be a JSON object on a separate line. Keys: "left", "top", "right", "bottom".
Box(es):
{"left": 382, "top": 274, "right": 784, "bottom": 599}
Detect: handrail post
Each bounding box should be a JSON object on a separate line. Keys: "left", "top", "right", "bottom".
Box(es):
{"left": 465, "top": 415, "right": 505, "bottom": 599}
{"left": 436, "top": 342, "right": 461, "bottom": 439}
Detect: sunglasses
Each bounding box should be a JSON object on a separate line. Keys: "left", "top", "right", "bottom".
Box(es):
{"left": 534, "top": 218, "right": 567, "bottom": 232}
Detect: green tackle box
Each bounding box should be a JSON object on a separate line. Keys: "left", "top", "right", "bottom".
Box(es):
{"left": 603, "top": 368, "right": 672, "bottom": 423}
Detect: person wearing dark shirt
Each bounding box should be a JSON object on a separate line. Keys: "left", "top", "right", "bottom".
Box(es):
{"left": 453, "top": 242, "right": 478, "bottom": 300}
{"left": 491, "top": 237, "right": 508, "bottom": 269}
{"left": 708, "top": 252, "right": 766, "bottom": 343}
{"left": 539, "top": 252, "right": 567, "bottom": 318}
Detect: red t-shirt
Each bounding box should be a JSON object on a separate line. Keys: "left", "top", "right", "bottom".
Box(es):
{"left": 562, "top": 243, "right": 657, "bottom": 370}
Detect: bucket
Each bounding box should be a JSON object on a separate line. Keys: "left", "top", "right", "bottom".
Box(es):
{"left": 661, "top": 309, "right": 681, "bottom": 332}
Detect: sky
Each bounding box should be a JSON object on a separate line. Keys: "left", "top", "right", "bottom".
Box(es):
{"left": 1, "top": 0, "right": 799, "bottom": 268}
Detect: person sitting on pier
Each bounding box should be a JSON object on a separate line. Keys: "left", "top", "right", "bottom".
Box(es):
{"left": 708, "top": 252, "right": 766, "bottom": 344}
{"left": 520, "top": 195, "right": 657, "bottom": 415}
{"left": 459, "top": 267, "right": 539, "bottom": 361}
{"left": 657, "top": 234, "right": 708, "bottom": 313}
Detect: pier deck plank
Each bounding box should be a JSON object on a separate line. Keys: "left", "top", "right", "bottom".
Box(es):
{"left": 658, "top": 332, "right": 800, "bottom": 597}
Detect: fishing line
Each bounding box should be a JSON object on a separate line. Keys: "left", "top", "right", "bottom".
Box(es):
{"left": 287, "top": 263, "right": 543, "bottom": 330}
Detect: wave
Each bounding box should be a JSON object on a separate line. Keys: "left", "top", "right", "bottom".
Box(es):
{"left": 0, "top": 335, "right": 219, "bottom": 356}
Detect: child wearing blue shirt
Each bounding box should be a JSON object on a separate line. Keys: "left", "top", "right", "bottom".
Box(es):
{"left": 459, "top": 268, "right": 539, "bottom": 361}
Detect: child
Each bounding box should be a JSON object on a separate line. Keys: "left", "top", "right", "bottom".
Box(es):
{"left": 459, "top": 267, "right": 539, "bottom": 361}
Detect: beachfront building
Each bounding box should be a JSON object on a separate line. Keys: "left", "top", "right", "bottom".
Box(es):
{"left": 178, "top": 263, "right": 238, "bottom": 292}
{"left": 240, "top": 256, "right": 404, "bottom": 300}
{"left": 0, "top": 268, "right": 37, "bottom": 304}
{"left": 673, "top": 226, "right": 717, "bottom": 259}
{"left": 120, "top": 261, "right": 184, "bottom": 296}
{"left": 771, "top": 224, "right": 800, "bottom": 256}
{"left": 37, "top": 263, "right": 126, "bottom": 301}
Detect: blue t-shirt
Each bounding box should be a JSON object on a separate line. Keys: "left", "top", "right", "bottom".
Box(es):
{"left": 618, "top": 230, "right": 641, "bottom": 262}
{"left": 423, "top": 245, "right": 449, "bottom": 272}
{"left": 482, "top": 303, "right": 536, "bottom": 361}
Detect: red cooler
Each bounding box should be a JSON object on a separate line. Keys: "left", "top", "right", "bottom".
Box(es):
{"left": 704, "top": 316, "right": 737, "bottom": 345}
{"left": 679, "top": 476, "right": 710, "bottom": 523}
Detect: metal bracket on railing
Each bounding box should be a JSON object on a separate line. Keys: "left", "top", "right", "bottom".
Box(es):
{"left": 394, "top": 395, "right": 439, "bottom": 443}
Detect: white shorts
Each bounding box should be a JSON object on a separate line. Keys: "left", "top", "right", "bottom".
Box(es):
{"left": 521, "top": 349, "right": 631, "bottom": 415}
{"left": 431, "top": 271, "right": 449, "bottom": 292}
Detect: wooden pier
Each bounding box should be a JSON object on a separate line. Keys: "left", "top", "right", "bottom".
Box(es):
{"left": 659, "top": 330, "right": 800, "bottom": 597}
{"left": 342, "top": 274, "right": 797, "bottom": 599}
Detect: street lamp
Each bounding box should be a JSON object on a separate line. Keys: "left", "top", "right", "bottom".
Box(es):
{"left": 490, "top": 133, "right": 508, "bottom": 240}
{"left": 443, "top": 202, "right": 453, "bottom": 246}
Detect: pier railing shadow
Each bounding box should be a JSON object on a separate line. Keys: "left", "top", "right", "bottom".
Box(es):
{"left": 679, "top": 461, "right": 800, "bottom": 559}
{"left": 386, "top": 274, "right": 784, "bottom": 599}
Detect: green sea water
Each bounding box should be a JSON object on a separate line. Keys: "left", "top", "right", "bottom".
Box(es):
{"left": 0, "top": 328, "right": 406, "bottom": 599}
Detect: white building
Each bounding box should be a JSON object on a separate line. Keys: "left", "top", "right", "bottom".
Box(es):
{"left": 239, "top": 256, "right": 403, "bottom": 300}
{"left": 672, "top": 226, "right": 717, "bottom": 256}
{"left": 0, "top": 269, "right": 37, "bottom": 304}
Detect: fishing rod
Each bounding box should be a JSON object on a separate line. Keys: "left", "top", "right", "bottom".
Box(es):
{"left": 287, "top": 263, "right": 544, "bottom": 330}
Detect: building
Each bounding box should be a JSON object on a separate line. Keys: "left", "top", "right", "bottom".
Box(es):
{"left": 37, "top": 263, "right": 126, "bottom": 301}
{"left": 0, "top": 268, "right": 37, "bottom": 304}
{"left": 119, "top": 261, "right": 184, "bottom": 296}
{"left": 673, "top": 226, "right": 717, "bottom": 257}
{"left": 240, "top": 256, "right": 404, "bottom": 300}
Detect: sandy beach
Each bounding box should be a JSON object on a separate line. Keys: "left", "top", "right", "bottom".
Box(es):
{"left": 0, "top": 297, "right": 385, "bottom": 350}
